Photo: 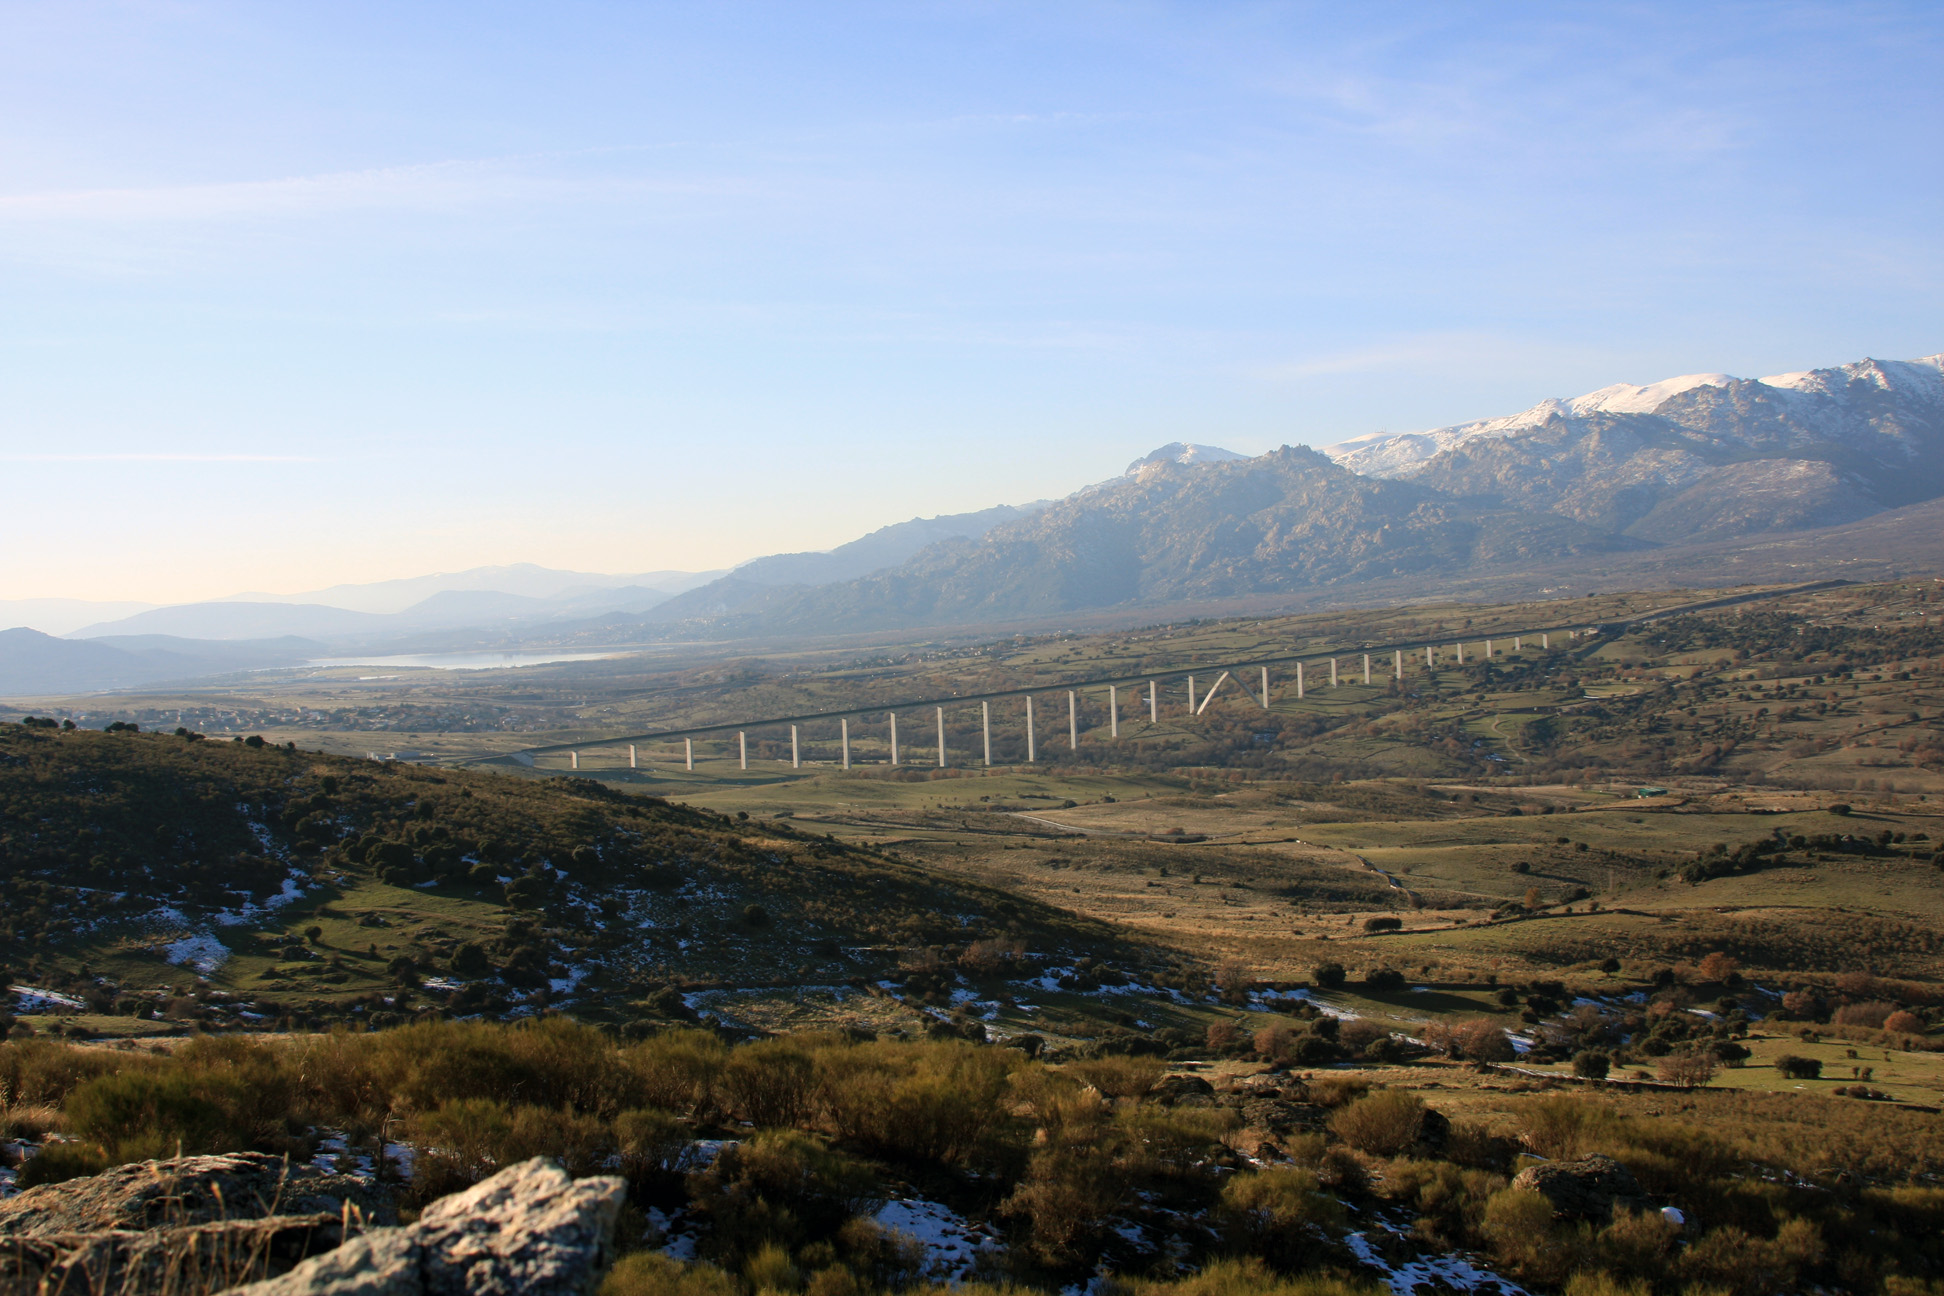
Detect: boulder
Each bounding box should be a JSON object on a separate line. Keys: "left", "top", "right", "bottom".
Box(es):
{"left": 1511, "top": 1154, "right": 1650, "bottom": 1221}
{"left": 1151, "top": 1073, "right": 1216, "bottom": 1104}
{"left": 0, "top": 1153, "right": 375, "bottom": 1295}
{"left": 230, "top": 1157, "right": 626, "bottom": 1296}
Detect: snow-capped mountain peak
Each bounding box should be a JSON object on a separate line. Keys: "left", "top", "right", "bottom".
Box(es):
{"left": 1125, "top": 442, "right": 1248, "bottom": 475}
{"left": 1324, "top": 353, "right": 1944, "bottom": 479}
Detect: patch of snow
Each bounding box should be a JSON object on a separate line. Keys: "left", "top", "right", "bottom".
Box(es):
{"left": 1661, "top": 1206, "right": 1685, "bottom": 1228}
{"left": 874, "top": 1197, "right": 1000, "bottom": 1282}
{"left": 1343, "top": 1230, "right": 1529, "bottom": 1296}
{"left": 421, "top": 977, "right": 461, "bottom": 992}
{"left": 10, "top": 986, "right": 86, "bottom": 1013}
{"left": 163, "top": 933, "right": 231, "bottom": 975}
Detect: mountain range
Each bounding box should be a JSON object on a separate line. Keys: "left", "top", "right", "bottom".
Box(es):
{"left": 4, "top": 352, "right": 1940, "bottom": 696}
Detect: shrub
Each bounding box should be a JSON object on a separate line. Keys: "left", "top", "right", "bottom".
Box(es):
{"left": 1833, "top": 1002, "right": 1899, "bottom": 1029}
{"left": 686, "top": 1130, "right": 881, "bottom": 1268}
{"left": 1481, "top": 1188, "right": 1568, "bottom": 1284}
{"left": 1885, "top": 1010, "right": 1925, "bottom": 1034}
{"left": 1424, "top": 1019, "right": 1515, "bottom": 1062}
{"left": 1656, "top": 1051, "right": 1718, "bottom": 1090}
{"left": 718, "top": 1039, "right": 815, "bottom": 1128}
{"left": 1312, "top": 962, "right": 1346, "bottom": 989}
{"left": 600, "top": 1252, "right": 737, "bottom": 1296}
{"left": 1219, "top": 1167, "right": 1345, "bottom": 1269}
{"left": 1775, "top": 1055, "right": 1823, "bottom": 1080}
{"left": 1364, "top": 968, "right": 1406, "bottom": 992}
{"left": 406, "top": 1099, "right": 611, "bottom": 1198}
{"left": 624, "top": 1029, "right": 729, "bottom": 1117}
{"left": 1066, "top": 1055, "right": 1164, "bottom": 1100}
{"left": 66, "top": 1068, "right": 258, "bottom": 1163}
{"left": 1330, "top": 1089, "right": 1425, "bottom": 1156}
{"left": 817, "top": 1040, "right": 1016, "bottom": 1166}
{"left": 1573, "top": 1050, "right": 1612, "bottom": 1080}
{"left": 1362, "top": 916, "right": 1402, "bottom": 933}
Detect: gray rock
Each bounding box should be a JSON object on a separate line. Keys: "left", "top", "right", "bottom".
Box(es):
{"left": 1511, "top": 1154, "right": 1650, "bottom": 1221}
{"left": 0, "top": 1152, "right": 371, "bottom": 1295}
{"left": 230, "top": 1158, "right": 625, "bottom": 1296}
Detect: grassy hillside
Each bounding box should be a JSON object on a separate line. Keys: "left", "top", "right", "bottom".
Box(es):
{"left": 0, "top": 726, "right": 1128, "bottom": 1037}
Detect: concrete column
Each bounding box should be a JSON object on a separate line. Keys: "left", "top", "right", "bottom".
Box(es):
{"left": 570, "top": 751, "right": 578, "bottom": 770}
{"left": 937, "top": 707, "right": 947, "bottom": 768}
{"left": 981, "top": 701, "right": 991, "bottom": 765}
{"left": 1296, "top": 662, "right": 1305, "bottom": 698}
{"left": 1543, "top": 633, "right": 1550, "bottom": 648}
{"left": 1260, "top": 666, "right": 1270, "bottom": 708}
{"left": 629, "top": 744, "right": 637, "bottom": 769}
{"left": 1330, "top": 658, "right": 1338, "bottom": 687}
{"left": 889, "top": 713, "right": 899, "bottom": 765}
{"left": 791, "top": 724, "right": 799, "bottom": 769}
{"left": 1425, "top": 645, "right": 1433, "bottom": 667}
{"left": 1514, "top": 636, "right": 1522, "bottom": 651}
{"left": 1485, "top": 639, "right": 1493, "bottom": 657}
{"left": 841, "top": 718, "right": 850, "bottom": 769}
{"left": 1149, "top": 680, "right": 1158, "bottom": 723}
{"left": 1025, "top": 696, "right": 1036, "bottom": 762}
{"left": 1363, "top": 654, "right": 1371, "bottom": 685}
{"left": 1196, "top": 670, "right": 1229, "bottom": 715}
{"left": 1109, "top": 685, "right": 1119, "bottom": 737}
{"left": 1394, "top": 649, "right": 1403, "bottom": 680}
{"left": 1456, "top": 643, "right": 1465, "bottom": 664}
{"left": 685, "top": 737, "right": 693, "bottom": 771}
{"left": 1187, "top": 674, "right": 1197, "bottom": 711}
{"left": 1068, "top": 691, "right": 1078, "bottom": 750}
{"left": 739, "top": 732, "right": 747, "bottom": 770}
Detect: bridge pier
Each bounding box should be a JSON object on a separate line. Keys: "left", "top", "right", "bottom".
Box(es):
{"left": 1187, "top": 674, "right": 1197, "bottom": 711}
{"left": 1068, "top": 691, "right": 1078, "bottom": 749}
{"left": 1362, "top": 654, "right": 1371, "bottom": 685}
{"left": 1394, "top": 649, "right": 1403, "bottom": 680}
{"left": 1109, "top": 684, "right": 1119, "bottom": 736}
{"left": 841, "top": 719, "right": 850, "bottom": 769}
{"left": 1543, "top": 633, "right": 1550, "bottom": 648}
{"left": 629, "top": 744, "right": 637, "bottom": 770}
{"left": 890, "top": 713, "right": 899, "bottom": 766}
{"left": 1296, "top": 661, "right": 1305, "bottom": 698}
{"left": 1456, "top": 643, "right": 1465, "bottom": 664}
{"left": 1330, "top": 658, "right": 1338, "bottom": 687}
{"left": 1260, "top": 666, "right": 1270, "bottom": 708}
{"left": 1026, "top": 696, "right": 1036, "bottom": 762}
{"left": 739, "top": 732, "right": 747, "bottom": 770}
{"left": 570, "top": 751, "right": 578, "bottom": 770}
{"left": 791, "top": 724, "right": 799, "bottom": 769}
{"left": 937, "top": 707, "right": 947, "bottom": 767}
{"left": 1149, "top": 680, "right": 1158, "bottom": 723}
{"left": 982, "top": 701, "right": 991, "bottom": 765}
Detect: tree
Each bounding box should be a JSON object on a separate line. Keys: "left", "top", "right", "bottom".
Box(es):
{"left": 1697, "top": 951, "right": 1740, "bottom": 983}
{"left": 1572, "top": 1050, "right": 1611, "bottom": 1080}
{"left": 1312, "top": 961, "right": 1346, "bottom": 989}
{"left": 1658, "top": 1050, "right": 1717, "bottom": 1089}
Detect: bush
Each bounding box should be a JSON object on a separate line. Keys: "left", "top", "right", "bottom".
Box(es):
{"left": 600, "top": 1252, "right": 737, "bottom": 1296}
{"left": 1482, "top": 1188, "right": 1567, "bottom": 1284}
{"left": 1362, "top": 916, "right": 1402, "bottom": 933}
{"left": 718, "top": 1039, "right": 815, "bottom": 1128}
{"left": 1219, "top": 1167, "right": 1345, "bottom": 1269}
{"left": 1364, "top": 968, "right": 1406, "bottom": 992}
{"left": 1067, "top": 1055, "right": 1164, "bottom": 1100}
{"left": 1329, "top": 1089, "right": 1425, "bottom": 1156}
{"left": 624, "top": 1029, "right": 729, "bottom": 1117}
{"left": 66, "top": 1067, "right": 259, "bottom": 1163}
{"left": 17, "top": 1140, "right": 110, "bottom": 1188}
{"left": 1573, "top": 1050, "right": 1612, "bottom": 1080}
{"left": 1885, "top": 1010, "right": 1925, "bottom": 1034}
{"left": 406, "top": 1099, "right": 611, "bottom": 1197}
{"left": 1312, "top": 962, "right": 1346, "bottom": 989}
{"left": 1775, "top": 1055, "right": 1823, "bottom": 1080}
{"left": 686, "top": 1130, "right": 881, "bottom": 1268}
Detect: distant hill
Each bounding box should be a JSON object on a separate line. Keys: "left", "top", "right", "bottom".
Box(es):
{"left": 0, "top": 724, "right": 1115, "bottom": 1023}
{"left": 0, "top": 628, "right": 325, "bottom": 697}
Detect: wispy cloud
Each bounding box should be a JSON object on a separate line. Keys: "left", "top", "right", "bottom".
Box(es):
{"left": 0, "top": 453, "right": 322, "bottom": 463}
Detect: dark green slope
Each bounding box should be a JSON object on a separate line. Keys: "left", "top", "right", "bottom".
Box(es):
{"left": 0, "top": 724, "right": 1114, "bottom": 1031}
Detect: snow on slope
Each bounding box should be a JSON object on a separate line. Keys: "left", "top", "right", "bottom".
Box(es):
{"left": 1325, "top": 353, "right": 1944, "bottom": 479}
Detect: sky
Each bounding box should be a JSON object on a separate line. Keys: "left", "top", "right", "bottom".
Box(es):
{"left": 1, "top": 1, "right": 1939, "bottom": 605}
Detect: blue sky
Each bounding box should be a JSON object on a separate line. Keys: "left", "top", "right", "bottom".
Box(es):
{"left": 2, "top": 1, "right": 1939, "bottom": 602}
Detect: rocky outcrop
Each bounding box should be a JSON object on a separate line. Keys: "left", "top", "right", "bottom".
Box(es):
{"left": 0, "top": 1154, "right": 622, "bottom": 1296}
{"left": 1511, "top": 1154, "right": 1650, "bottom": 1221}
{"left": 0, "top": 1152, "right": 377, "bottom": 1295}
{"left": 230, "top": 1157, "right": 625, "bottom": 1296}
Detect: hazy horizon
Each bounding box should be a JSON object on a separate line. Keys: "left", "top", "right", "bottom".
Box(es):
{"left": 3, "top": 2, "right": 1939, "bottom": 604}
